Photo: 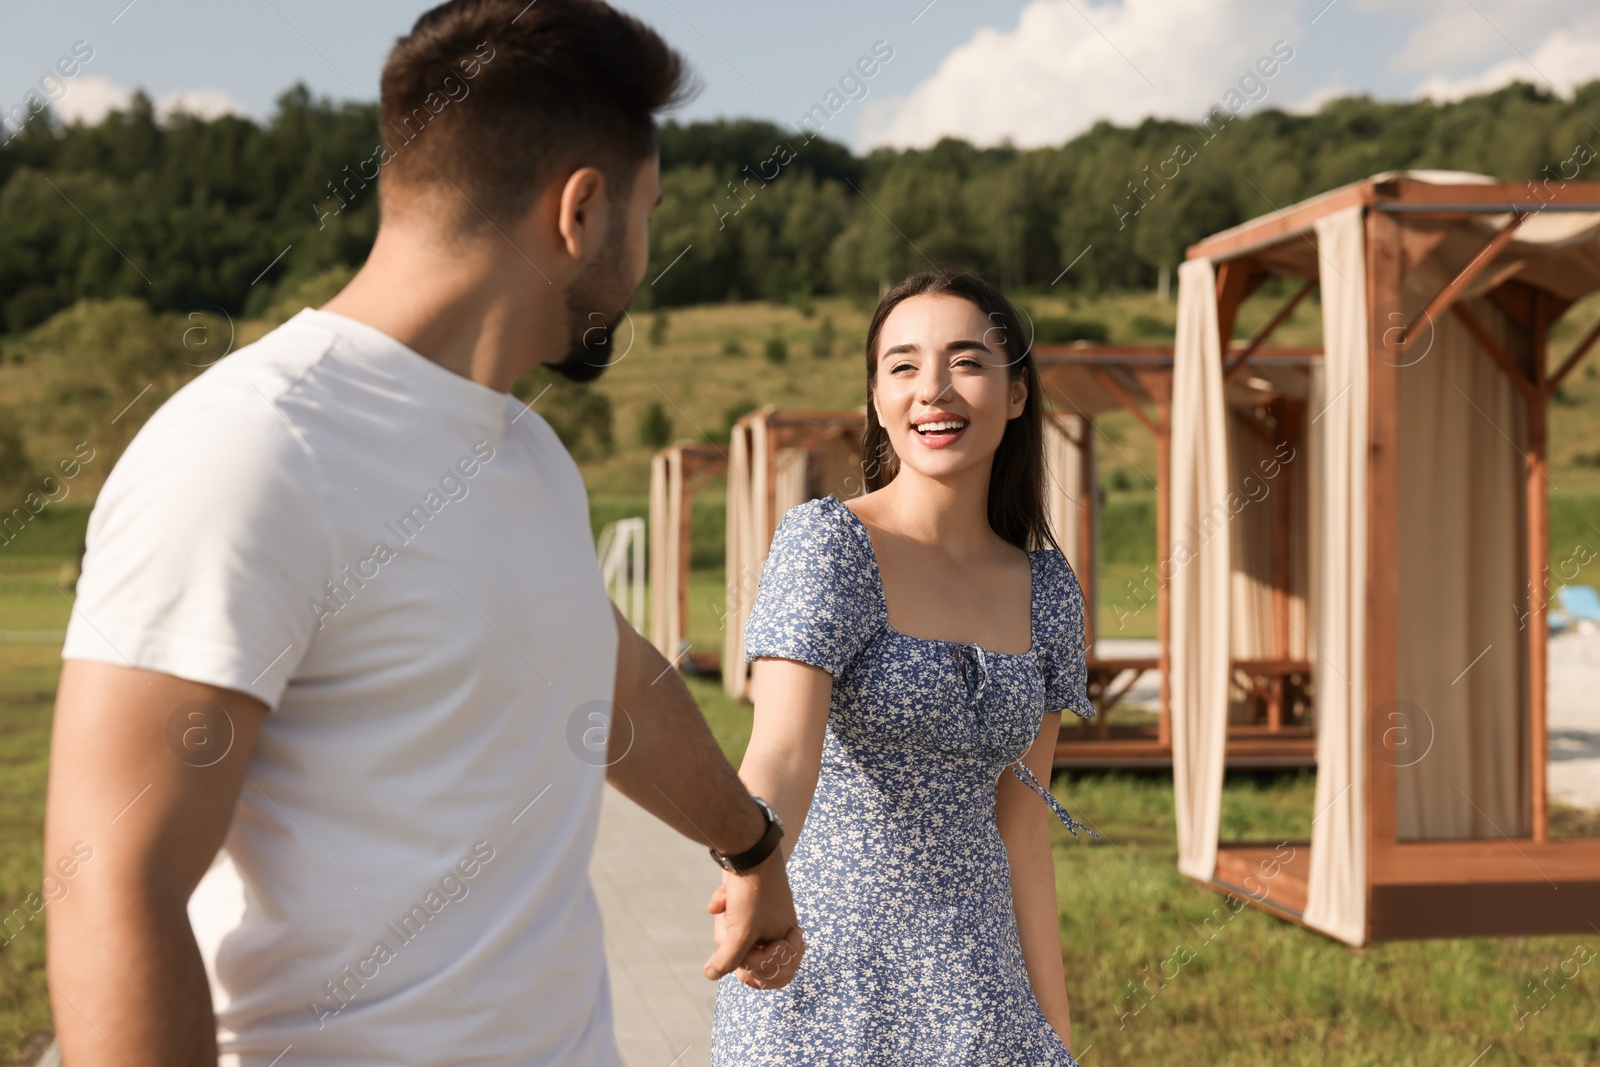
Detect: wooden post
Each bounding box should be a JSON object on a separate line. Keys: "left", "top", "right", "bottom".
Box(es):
{"left": 1367, "top": 208, "right": 1403, "bottom": 856}
{"left": 1269, "top": 399, "right": 1295, "bottom": 732}
{"left": 1530, "top": 292, "right": 1550, "bottom": 844}
{"left": 1078, "top": 420, "right": 1097, "bottom": 648}
{"left": 672, "top": 450, "right": 689, "bottom": 665}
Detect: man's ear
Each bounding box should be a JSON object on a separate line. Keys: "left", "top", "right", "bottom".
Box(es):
{"left": 557, "top": 166, "right": 608, "bottom": 260}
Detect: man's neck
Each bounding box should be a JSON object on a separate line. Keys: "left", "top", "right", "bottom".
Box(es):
{"left": 320, "top": 222, "right": 566, "bottom": 394}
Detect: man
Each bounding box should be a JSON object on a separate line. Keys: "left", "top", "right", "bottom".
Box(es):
{"left": 43, "top": 1, "right": 803, "bottom": 1063}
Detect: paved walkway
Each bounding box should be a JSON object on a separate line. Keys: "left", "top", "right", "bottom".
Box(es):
{"left": 1547, "top": 628, "right": 1600, "bottom": 809}
{"left": 590, "top": 786, "right": 723, "bottom": 1067}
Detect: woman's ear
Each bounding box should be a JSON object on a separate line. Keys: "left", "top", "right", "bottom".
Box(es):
{"left": 1009, "top": 374, "right": 1028, "bottom": 419}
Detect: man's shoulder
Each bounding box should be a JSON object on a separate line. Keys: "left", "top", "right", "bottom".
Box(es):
{"left": 106, "top": 312, "right": 344, "bottom": 496}
{"left": 175, "top": 309, "right": 340, "bottom": 411}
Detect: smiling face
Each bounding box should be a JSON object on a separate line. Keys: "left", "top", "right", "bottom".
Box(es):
{"left": 870, "top": 292, "right": 1028, "bottom": 483}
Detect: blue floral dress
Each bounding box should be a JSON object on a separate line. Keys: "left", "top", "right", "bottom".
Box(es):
{"left": 711, "top": 494, "right": 1098, "bottom": 1066}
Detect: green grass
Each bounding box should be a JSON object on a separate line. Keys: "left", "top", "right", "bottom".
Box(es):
{"left": 690, "top": 675, "right": 1600, "bottom": 1065}
{"left": 5, "top": 576, "right": 1600, "bottom": 1065}
{"left": 0, "top": 644, "right": 61, "bottom": 1066}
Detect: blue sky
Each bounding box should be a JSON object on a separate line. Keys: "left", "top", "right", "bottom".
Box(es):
{"left": 3, "top": 0, "right": 1597, "bottom": 151}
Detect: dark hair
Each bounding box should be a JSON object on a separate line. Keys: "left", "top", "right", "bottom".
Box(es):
{"left": 860, "top": 268, "right": 1062, "bottom": 557}
{"left": 379, "top": 0, "right": 696, "bottom": 228}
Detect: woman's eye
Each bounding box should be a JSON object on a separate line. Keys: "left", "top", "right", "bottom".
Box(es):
{"left": 890, "top": 362, "right": 913, "bottom": 374}
{"left": 955, "top": 357, "right": 983, "bottom": 369}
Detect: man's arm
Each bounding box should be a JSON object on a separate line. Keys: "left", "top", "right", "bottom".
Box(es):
{"left": 603, "top": 605, "right": 804, "bottom": 986}
{"left": 44, "top": 659, "right": 268, "bottom": 1067}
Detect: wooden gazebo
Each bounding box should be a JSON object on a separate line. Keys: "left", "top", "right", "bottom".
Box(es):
{"left": 1170, "top": 171, "right": 1600, "bottom": 944}
{"left": 1034, "top": 344, "right": 1322, "bottom": 771}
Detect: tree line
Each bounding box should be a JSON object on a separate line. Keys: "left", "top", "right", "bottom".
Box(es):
{"left": 3, "top": 78, "right": 1600, "bottom": 337}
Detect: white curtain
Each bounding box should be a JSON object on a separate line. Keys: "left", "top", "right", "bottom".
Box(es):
{"left": 1044, "top": 412, "right": 1093, "bottom": 564}
{"left": 1393, "top": 272, "right": 1530, "bottom": 839}
{"left": 1170, "top": 258, "right": 1233, "bottom": 883}
{"left": 1302, "top": 205, "right": 1369, "bottom": 946}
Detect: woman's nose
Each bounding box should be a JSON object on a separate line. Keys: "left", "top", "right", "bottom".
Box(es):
{"left": 916, "top": 368, "right": 953, "bottom": 407}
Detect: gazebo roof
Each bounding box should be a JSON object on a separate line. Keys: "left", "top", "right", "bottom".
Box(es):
{"left": 1187, "top": 171, "right": 1600, "bottom": 304}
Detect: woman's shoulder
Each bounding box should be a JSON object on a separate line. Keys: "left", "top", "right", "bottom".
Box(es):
{"left": 1031, "top": 545, "right": 1088, "bottom": 637}
{"left": 774, "top": 494, "right": 861, "bottom": 549}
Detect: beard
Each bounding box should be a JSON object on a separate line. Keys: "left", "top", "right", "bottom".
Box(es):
{"left": 548, "top": 230, "right": 634, "bottom": 384}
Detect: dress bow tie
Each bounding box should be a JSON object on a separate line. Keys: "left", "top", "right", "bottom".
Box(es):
{"left": 950, "top": 642, "right": 1101, "bottom": 842}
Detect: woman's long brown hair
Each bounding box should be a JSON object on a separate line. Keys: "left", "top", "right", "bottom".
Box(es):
{"left": 859, "top": 267, "right": 1063, "bottom": 557}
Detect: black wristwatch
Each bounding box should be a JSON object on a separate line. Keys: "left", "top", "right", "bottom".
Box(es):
{"left": 709, "top": 796, "right": 785, "bottom": 873}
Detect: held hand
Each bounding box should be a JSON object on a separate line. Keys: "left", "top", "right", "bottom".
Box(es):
{"left": 703, "top": 857, "right": 805, "bottom": 988}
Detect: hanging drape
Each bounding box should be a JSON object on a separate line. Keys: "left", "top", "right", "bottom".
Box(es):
{"left": 1393, "top": 265, "right": 1531, "bottom": 839}
{"left": 1303, "top": 205, "right": 1369, "bottom": 946}
{"left": 1169, "top": 258, "right": 1232, "bottom": 883}
{"left": 1225, "top": 403, "right": 1312, "bottom": 669}
{"left": 1044, "top": 410, "right": 1096, "bottom": 566}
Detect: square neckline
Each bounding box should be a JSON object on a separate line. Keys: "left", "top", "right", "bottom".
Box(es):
{"left": 824, "top": 494, "right": 1041, "bottom": 658}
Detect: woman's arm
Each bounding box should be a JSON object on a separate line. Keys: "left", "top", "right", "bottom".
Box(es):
{"left": 996, "top": 711, "right": 1074, "bottom": 1050}
{"left": 707, "top": 655, "right": 833, "bottom": 985}
{"left": 737, "top": 656, "right": 834, "bottom": 852}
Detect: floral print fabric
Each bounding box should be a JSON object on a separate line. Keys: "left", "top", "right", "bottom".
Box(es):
{"left": 711, "top": 495, "right": 1095, "bottom": 1066}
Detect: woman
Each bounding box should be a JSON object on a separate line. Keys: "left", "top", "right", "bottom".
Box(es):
{"left": 709, "top": 268, "right": 1099, "bottom": 1065}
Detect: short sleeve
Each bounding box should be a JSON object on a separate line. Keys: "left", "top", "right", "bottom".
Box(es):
{"left": 742, "top": 497, "right": 879, "bottom": 682}
{"left": 1040, "top": 553, "right": 1097, "bottom": 720}
{"left": 61, "top": 382, "right": 332, "bottom": 710}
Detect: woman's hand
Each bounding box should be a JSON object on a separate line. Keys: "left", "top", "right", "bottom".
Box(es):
{"left": 708, "top": 868, "right": 807, "bottom": 988}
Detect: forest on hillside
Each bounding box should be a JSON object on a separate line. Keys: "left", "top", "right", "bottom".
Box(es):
{"left": 4, "top": 78, "right": 1600, "bottom": 336}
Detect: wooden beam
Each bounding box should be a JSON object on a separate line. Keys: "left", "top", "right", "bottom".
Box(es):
{"left": 1225, "top": 278, "right": 1316, "bottom": 381}
{"left": 1368, "top": 208, "right": 1404, "bottom": 860}
{"left": 1272, "top": 399, "right": 1298, "bottom": 665}
{"left": 1530, "top": 291, "right": 1550, "bottom": 845}
{"left": 1215, "top": 260, "right": 1265, "bottom": 357}
{"left": 1187, "top": 182, "right": 1372, "bottom": 264}
{"left": 1381, "top": 176, "right": 1600, "bottom": 209}
{"left": 1395, "top": 213, "right": 1525, "bottom": 354}
{"left": 1087, "top": 367, "right": 1158, "bottom": 436}
{"left": 1450, "top": 303, "right": 1539, "bottom": 401}
{"left": 1547, "top": 314, "right": 1600, "bottom": 392}
{"left": 1128, "top": 367, "right": 1173, "bottom": 410}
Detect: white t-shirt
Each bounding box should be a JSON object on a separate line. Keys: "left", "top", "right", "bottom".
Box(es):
{"left": 63, "top": 308, "right": 623, "bottom": 1066}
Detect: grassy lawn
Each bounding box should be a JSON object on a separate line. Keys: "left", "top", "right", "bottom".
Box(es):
{"left": 689, "top": 671, "right": 1600, "bottom": 1066}
{"left": 0, "top": 643, "right": 60, "bottom": 1066}
{"left": 3, "top": 285, "right": 1600, "bottom": 1063}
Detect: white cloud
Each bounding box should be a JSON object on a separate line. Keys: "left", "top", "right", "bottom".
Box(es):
{"left": 52, "top": 76, "right": 134, "bottom": 127}
{"left": 52, "top": 75, "right": 251, "bottom": 126}
{"left": 1415, "top": 21, "right": 1600, "bottom": 102}
{"left": 1368, "top": 0, "right": 1597, "bottom": 84}
{"left": 855, "top": 0, "right": 1302, "bottom": 149}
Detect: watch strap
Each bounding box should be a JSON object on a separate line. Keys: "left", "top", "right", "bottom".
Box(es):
{"left": 710, "top": 797, "right": 784, "bottom": 872}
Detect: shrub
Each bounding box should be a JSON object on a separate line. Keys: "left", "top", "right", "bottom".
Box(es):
{"left": 1032, "top": 316, "right": 1109, "bottom": 343}
{"left": 637, "top": 400, "right": 673, "bottom": 447}
{"left": 764, "top": 331, "right": 788, "bottom": 364}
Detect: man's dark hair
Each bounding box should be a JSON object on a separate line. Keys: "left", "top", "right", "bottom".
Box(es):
{"left": 379, "top": 0, "right": 696, "bottom": 229}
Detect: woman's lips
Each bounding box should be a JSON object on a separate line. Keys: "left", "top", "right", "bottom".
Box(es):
{"left": 911, "top": 421, "right": 967, "bottom": 449}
